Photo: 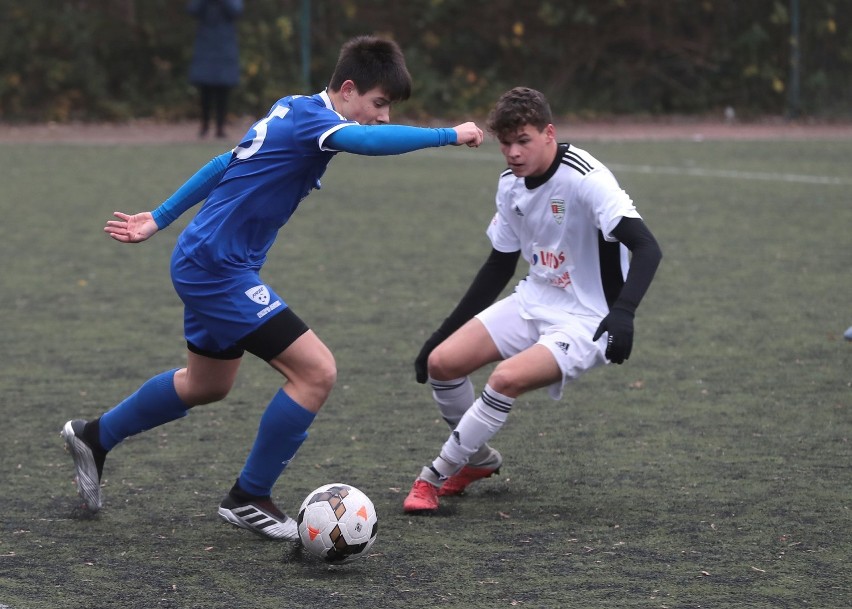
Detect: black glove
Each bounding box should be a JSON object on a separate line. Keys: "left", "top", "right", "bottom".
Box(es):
{"left": 592, "top": 307, "right": 634, "bottom": 364}
{"left": 414, "top": 329, "right": 447, "bottom": 384}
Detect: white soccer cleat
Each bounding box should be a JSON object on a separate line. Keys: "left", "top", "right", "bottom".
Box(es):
{"left": 61, "top": 419, "right": 104, "bottom": 512}
{"left": 218, "top": 493, "right": 299, "bottom": 541}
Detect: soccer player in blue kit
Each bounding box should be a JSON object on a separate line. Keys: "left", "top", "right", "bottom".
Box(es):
{"left": 61, "top": 36, "right": 483, "bottom": 541}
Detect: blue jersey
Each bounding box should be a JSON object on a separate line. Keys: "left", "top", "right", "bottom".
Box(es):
{"left": 178, "top": 91, "right": 353, "bottom": 273}
{"left": 150, "top": 90, "right": 458, "bottom": 353}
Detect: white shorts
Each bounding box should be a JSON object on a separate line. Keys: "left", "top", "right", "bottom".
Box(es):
{"left": 475, "top": 293, "right": 608, "bottom": 400}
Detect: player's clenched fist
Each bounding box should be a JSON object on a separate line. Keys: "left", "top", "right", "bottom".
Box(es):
{"left": 453, "top": 122, "right": 484, "bottom": 147}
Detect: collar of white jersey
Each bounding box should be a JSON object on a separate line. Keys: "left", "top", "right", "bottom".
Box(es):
{"left": 525, "top": 143, "right": 570, "bottom": 190}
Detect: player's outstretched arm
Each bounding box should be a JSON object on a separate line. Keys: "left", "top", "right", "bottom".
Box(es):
{"left": 103, "top": 151, "right": 230, "bottom": 244}
{"left": 105, "top": 211, "right": 158, "bottom": 243}
{"left": 151, "top": 151, "right": 231, "bottom": 229}
{"left": 326, "top": 123, "right": 483, "bottom": 156}
{"left": 452, "top": 122, "right": 484, "bottom": 147}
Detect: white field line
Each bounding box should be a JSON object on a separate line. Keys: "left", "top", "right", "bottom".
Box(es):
{"left": 607, "top": 163, "right": 851, "bottom": 185}
{"left": 421, "top": 149, "right": 852, "bottom": 186}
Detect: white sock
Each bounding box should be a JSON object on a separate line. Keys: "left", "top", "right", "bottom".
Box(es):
{"left": 430, "top": 376, "right": 494, "bottom": 465}
{"left": 433, "top": 384, "right": 513, "bottom": 473}
{"left": 429, "top": 376, "right": 474, "bottom": 427}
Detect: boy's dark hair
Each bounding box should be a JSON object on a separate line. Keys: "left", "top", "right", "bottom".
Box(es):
{"left": 328, "top": 36, "right": 412, "bottom": 102}
{"left": 486, "top": 87, "right": 553, "bottom": 139}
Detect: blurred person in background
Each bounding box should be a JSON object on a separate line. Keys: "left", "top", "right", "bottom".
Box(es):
{"left": 188, "top": 0, "right": 243, "bottom": 138}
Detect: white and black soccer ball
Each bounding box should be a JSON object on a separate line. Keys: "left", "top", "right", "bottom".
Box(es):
{"left": 297, "top": 483, "right": 378, "bottom": 563}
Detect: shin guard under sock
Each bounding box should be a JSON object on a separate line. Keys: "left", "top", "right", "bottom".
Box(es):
{"left": 98, "top": 369, "right": 189, "bottom": 451}
{"left": 435, "top": 384, "right": 514, "bottom": 471}
{"left": 429, "top": 376, "right": 475, "bottom": 428}
{"left": 238, "top": 389, "right": 315, "bottom": 497}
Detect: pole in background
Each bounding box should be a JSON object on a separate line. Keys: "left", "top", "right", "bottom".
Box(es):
{"left": 300, "top": 0, "right": 311, "bottom": 92}
{"left": 787, "top": 0, "right": 801, "bottom": 119}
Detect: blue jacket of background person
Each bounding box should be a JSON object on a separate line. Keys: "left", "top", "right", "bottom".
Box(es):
{"left": 187, "top": 0, "right": 244, "bottom": 87}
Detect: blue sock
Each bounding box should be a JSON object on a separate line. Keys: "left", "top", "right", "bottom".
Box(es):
{"left": 237, "top": 389, "right": 316, "bottom": 497}
{"left": 99, "top": 369, "right": 189, "bottom": 451}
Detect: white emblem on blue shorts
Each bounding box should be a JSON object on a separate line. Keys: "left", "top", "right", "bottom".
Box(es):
{"left": 245, "top": 285, "right": 271, "bottom": 305}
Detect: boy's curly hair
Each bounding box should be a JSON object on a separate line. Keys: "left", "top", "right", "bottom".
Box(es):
{"left": 486, "top": 87, "right": 553, "bottom": 140}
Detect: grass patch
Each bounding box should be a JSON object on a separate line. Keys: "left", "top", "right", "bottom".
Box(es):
{"left": 1, "top": 138, "right": 850, "bottom": 608}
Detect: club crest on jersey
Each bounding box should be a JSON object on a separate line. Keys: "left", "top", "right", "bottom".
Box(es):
{"left": 550, "top": 199, "right": 565, "bottom": 224}
{"left": 245, "top": 285, "right": 271, "bottom": 305}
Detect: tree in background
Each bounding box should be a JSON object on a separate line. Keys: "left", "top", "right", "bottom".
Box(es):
{"left": 0, "top": 0, "right": 848, "bottom": 122}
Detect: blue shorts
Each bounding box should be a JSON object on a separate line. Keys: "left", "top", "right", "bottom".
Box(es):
{"left": 170, "top": 246, "right": 290, "bottom": 356}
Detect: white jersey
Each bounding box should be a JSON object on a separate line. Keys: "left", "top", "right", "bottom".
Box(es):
{"left": 486, "top": 143, "right": 641, "bottom": 320}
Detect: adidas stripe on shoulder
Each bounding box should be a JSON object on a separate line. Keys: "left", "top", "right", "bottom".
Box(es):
{"left": 560, "top": 147, "right": 595, "bottom": 176}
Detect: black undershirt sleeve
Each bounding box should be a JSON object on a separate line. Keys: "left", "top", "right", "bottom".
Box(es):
{"left": 609, "top": 217, "right": 663, "bottom": 314}
{"left": 434, "top": 248, "right": 520, "bottom": 337}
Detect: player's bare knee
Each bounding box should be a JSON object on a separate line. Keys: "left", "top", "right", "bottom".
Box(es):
{"left": 181, "top": 383, "right": 231, "bottom": 406}
{"left": 487, "top": 363, "right": 524, "bottom": 397}
{"left": 313, "top": 358, "right": 338, "bottom": 395}
{"left": 426, "top": 347, "right": 458, "bottom": 381}
{"left": 200, "top": 385, "right": 232, "bottom": 404}
{"left": 176, "top": 370, "right": 234, "bottom": 406}
{"left": 294, "top": 355, "right": 337, "bottom": 396}
{"left": 289, "top": 362, "right": 336, "bottom": 411}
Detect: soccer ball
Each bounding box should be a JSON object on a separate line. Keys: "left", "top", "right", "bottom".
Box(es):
{"left": 297, "top": 483, "right": 378, "bottom": 563}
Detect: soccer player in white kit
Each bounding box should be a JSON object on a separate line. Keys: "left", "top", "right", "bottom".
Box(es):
{"left": 403, "top": 87, "right": 662, "bottom": 513}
